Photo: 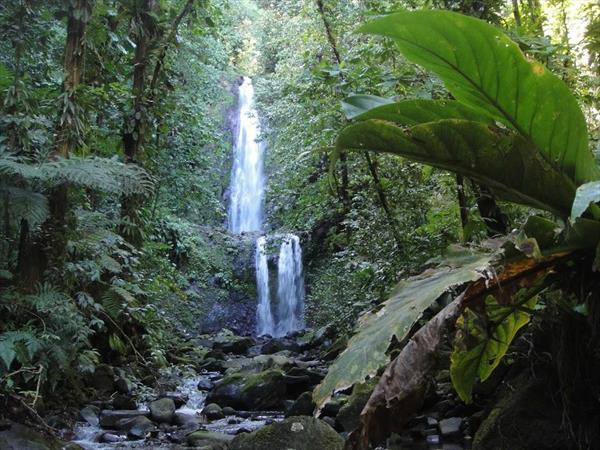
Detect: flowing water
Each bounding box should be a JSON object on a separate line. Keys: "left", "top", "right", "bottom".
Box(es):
{"left": 275, "top": 234, "right": 305, "bottom": 337}
{"left": 255, "top": 236, "right": 275, "bottom": 336}
{"left": 227, "top": 77, "right": 305, "bottom": 336}
{"left": 228, "top": 77, "right": 265, "bottom": 234}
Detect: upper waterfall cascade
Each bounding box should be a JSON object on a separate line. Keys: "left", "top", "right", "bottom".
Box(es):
{"left": 227, "top": 77, "right": 305, "bottom": 337}
{"left": 228, "top": 76, "right": 265, "bottom": 233}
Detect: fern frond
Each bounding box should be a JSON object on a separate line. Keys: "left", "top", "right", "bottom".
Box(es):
{"left": 1, "top": 186, "right": 49, "bottom": 227}
{"left": 0, "top": 148, "right": 154, "bottom": 196}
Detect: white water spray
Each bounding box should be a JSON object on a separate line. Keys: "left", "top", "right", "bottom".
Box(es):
{"left": 255, "top": 236, "right": 275, "bottom": 336}
{"left": 276, "top": 234, "right": 305, "bottom": 337}
{"left": 228, "top": 77, "right": 265, "bottom": 233}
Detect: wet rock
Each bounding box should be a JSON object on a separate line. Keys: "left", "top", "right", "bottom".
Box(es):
{"left": 149, "top": 398, "right": 176, "bottom": 424}
{"left": 285, "top": 391, "right": 315, "bottom": 417}
{"left": 174, "top": 412, "right": 201, "bottom": 426}
{"left": 121, "top": 416, "right": 155, "bottom": 440}
{"left": 222, "top": 406, "right": 237, "bottom": 416}
{"left": 322, "top": 337, "right": 347, "bottom": 361}
{"left": 321, "top": 416, "right": 337, "bottom": 429}
{"left": 230, "top": 416, "right": 344, "bottom": 450}
{"left": 206, "top": 369, "right": 287, "bottom": 410}
{"left": 161, "top": 391, "right": 188, "bottom": 408}
{"left": 439, "top": 417, "right": 462, "bottom": 437}
{"left": 80, "top": 405, "right": 100, "bottom": 427}
{"left": 100, "top": 432, "right": 124, "bottom": 443}
{"left": 186, "top": 430, "right": 235, "bottom": 448}
{"left": 198, "top": 378, "right": 215, "bottom": 391}
{"left": 99, "top": 410, "right": 148, "bottom": 429}
{"left": 203, "top": 403, "right": 225, "bottom": 420}
{"left": 285, "top": 366, "right": 324, "bottom": 386}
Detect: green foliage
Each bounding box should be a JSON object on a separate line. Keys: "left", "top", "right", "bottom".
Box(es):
{"left": 451, "top": 291, "right": 539, "bottom": 402}
{"left": 359, "top": 11, "right": 598, "bottom": 186}
{"left": 314, "top": 248, "right": 495, "bottom": 409}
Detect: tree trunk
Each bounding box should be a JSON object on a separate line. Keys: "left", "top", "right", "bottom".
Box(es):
{"left": 456, "top": 174, "right": 469, "bottom": 238}
{"left": 364, "top": 152, "right": 402, "bottom": 248}
{"left": 471, "top": 183, "right": 509, "bottom": 237}
{"left": 512, "top": 0, "right": 522, "bottom": 26}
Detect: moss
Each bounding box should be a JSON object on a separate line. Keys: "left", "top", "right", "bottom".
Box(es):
{"left": 230, "top": 416, "right": 344, "bottom": 450}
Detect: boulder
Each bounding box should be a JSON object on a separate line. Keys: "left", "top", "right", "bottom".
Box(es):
{"left": 160, "top": 391, "right": 188, "bottom": 408}
{"left": 439, "top": 417, "right": 462, "bottom": 437}
{"left": 230, "top": 416, "right": 344, "bottom": 450}
{"left": 222, "top": 406, "right": 237, "bottom": 416}
{"left": 91, "top": 364, "right": 115, "bottom": 392}
{"left": 336, "top": 378, "right": 378, "bottom": 432}
{"left": 203, "top": 403, "right": 225, "bottom": 420}
{"left": 149, "top": 398, "right": 176, "bottom": 424}
{"left": 206, "top": 369, "right": 287, "bottom": 410}
{"left": 0, "top": 421, "right": 66, "bottom": 450}
{"left": 79, "top": 406, "right": 100, "bottom": 427}
{"left": 186, "top": 430, "right": 234, "bottom": 448}
{"left": 213, "top": 335, "right": 255, "bottom": 355}
{"left": 260, "top": 338, "right": 301, "bottom": 355}
{"left": 111, "top": 394, "right": 137, "bottom": 410}
{"left": 120, "top": 416, "right": 155, "bottom": 440}
{"left": 115, "top": 377, "right": 134, "bottom": 394}
{"left": 197, "top": 377, "right": 215, "bottom": 391}
{"left": 285, "top": 392, "right": 315, "bottom": 417}
{"left": 99, "top": 410, "right": 148, "bottom": 429}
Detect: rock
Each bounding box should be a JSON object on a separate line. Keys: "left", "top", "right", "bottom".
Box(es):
{"left": 91, "top": 364, "right": 115, "bottom": 392}
{"left": 203, "top": 403, "right": 225, "bottom": 420}
{"left": 99, "top": 410, "right": 148, "bottom": 429}
{"left": 120, "top": 416, "right": 155, "bottom": 440}
{"left": 174, "top": 412, "right": 201, "bottom": 426}
{"left": 111, "top": 394, "right": 137, "bottom": 410}
{"left": 213, "top": 335, "right": 255, "bottom": 355}
{"left": 336, "top": 378, "right": 378, "bottom": 432}
{"left": 206, "top": 369, "right": 287, "bottom": 410}
{"left": 186, "top": 430, "right": 235, "bottom": 448}
{"left": 100, "top": 432, "right": 124, "bottom": 443}
{"left": 322, "top": 337, "right": 347, "bottom": 361}
{"left": 169, "top": 422, "right": 201, "bottom": 444}
{"left": 439, "top": 417, "right": 462, "bottom": 437}
{"left": 149, "top": 397, "right": 176, "bottom": 424}
{"left": 200, "top": 357, "right": 227, "bottom": 372}
{"left": 161, "top": 391, "right": 188, "bottom": 408}
{"left": 0, "top": 421, "right": 67, "bottom": 449}
{"left": 473, "top": 373, "right": 568, "bottom": 450}
{"left": 230, "top": 416, "right": 344, "bottom": 450}
{"left": 222, "top": 406, "right": 237, "bottom": 416}
{"left": 321, "top": 398, "right": 344, "bottom": 417}
{"left": 115, "top": 377, "right": 134, "bottom": 394}
{"left": 285, "top": 366, "right": 324, "bottom": 386}
{"left": 321, "top": 416, "right": 337, "bottom": 429}
{"left": 285, "top": 392, "right": 315, "bottom": 417}
{"left": 80, "top": 406, "right": 100, "bottom": 427}
{"left": 198, "top": 378, "right": 215, "bottom": 391}
{"left": 260, "top": 338, "right": 301, "bottom": 355}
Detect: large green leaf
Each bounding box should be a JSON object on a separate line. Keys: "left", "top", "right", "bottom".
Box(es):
{"left": 313, "top": 248, "right": 495, "bottom": 410}
{"left": 450, "top": 291, "right": 540, "bottom": 402}
{"left": 359, "top": 11, "right": 598, "bottom": 186}
{"left": 343, "top": 99, "right": 493, "bottom": 125}
{"left": 571, "top": 181, "right": 600, "bottom": 221}
{"left": 337, "top": 119, "right": 576, "bottom": 216}
{"left": 341, "top": 95, "right": 393, "bottom": 120}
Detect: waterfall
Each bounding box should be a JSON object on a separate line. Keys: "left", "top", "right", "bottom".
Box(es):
{"left": 228, "top": 76, "right": 265, "bottom": 233}
{"left": 276, "top": 234, "right": 305, "bottom": 337}
{"left": 227, "top": 76, "right": 305, "bottom": 336}
{"left": 255, "top": 236, "right": 275, "bottom": 336}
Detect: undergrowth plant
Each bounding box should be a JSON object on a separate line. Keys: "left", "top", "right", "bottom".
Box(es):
{"left": 318, "top": 10, "right": 600, "bottom": 448}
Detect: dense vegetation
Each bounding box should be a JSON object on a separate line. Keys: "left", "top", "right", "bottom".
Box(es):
{"left": 1, "top": 0, "right": 599, "bottom": 449}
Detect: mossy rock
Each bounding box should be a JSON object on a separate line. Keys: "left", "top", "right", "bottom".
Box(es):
{"left": 187, "top": 430, "right": 234, "bottom": 448}
{"left": 473, "top": 374, "right": 568, "bottom": 450}
{"left": 230, "top": 416, "right": 344, "bottom": 450}
{"left": 0, "top": 422, "right": 68, "bottom": 450}
{"left": 336, "top": 377, "right": 378, "bottom": 432}
{"left": 206, "top": 369, "right": 287, "bottom": 410}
